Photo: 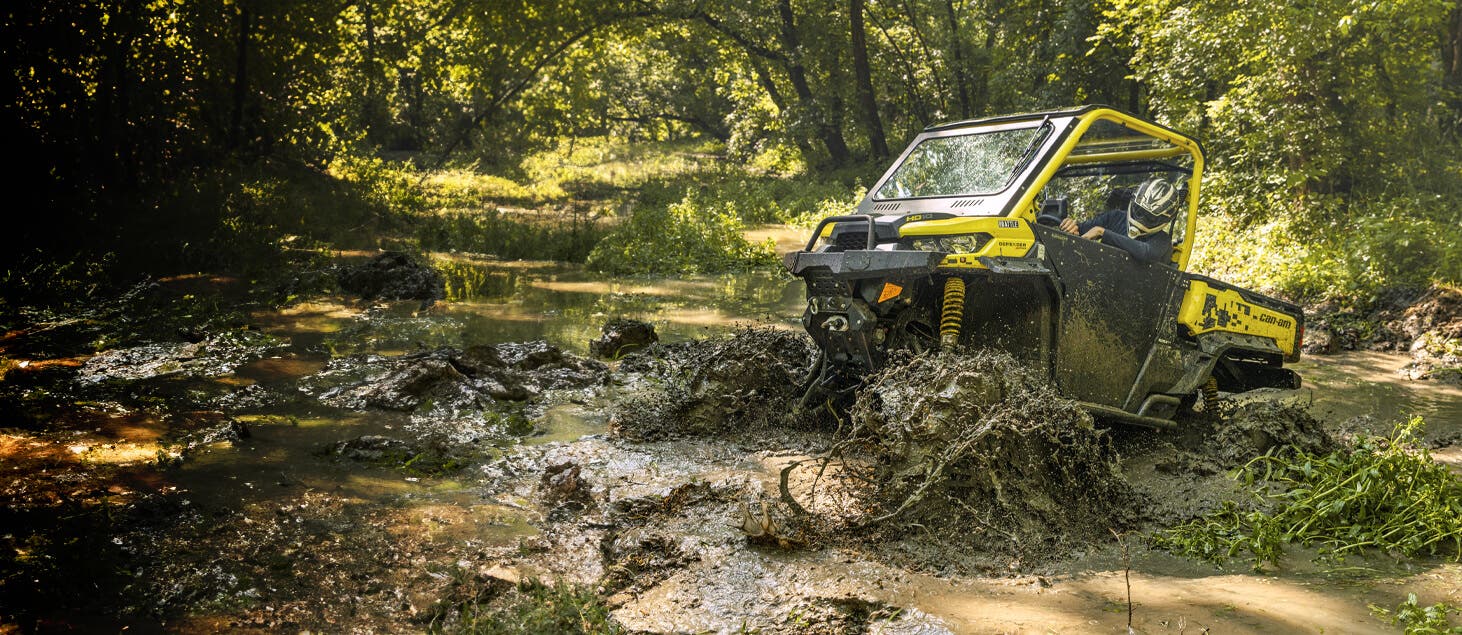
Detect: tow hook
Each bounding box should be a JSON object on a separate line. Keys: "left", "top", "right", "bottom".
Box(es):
{"left": 822, "top": 315, "right": 850, "bottom": 332}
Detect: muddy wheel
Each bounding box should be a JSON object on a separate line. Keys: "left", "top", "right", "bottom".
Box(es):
{"left": 883, "top": 307, "right": 938, "bottom": 355}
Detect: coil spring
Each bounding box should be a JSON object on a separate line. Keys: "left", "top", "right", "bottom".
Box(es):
{"left": 939, "top": 276, "right": 966, "bottom": 348}
{"left": 1202, "top": 376, "right": 1219, "bottom": 408}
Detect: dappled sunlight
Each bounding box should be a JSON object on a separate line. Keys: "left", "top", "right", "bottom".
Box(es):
{"left": 926, "top": 571, "right": 1393, "bottom": 633}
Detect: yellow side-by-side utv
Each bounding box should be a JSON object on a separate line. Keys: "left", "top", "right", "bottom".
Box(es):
{"left": 786, "top": 106, "right": 1304, "bottom": 427}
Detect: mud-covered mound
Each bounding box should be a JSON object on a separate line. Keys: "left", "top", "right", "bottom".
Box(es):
{"left": 839, "top": 349, "right": 1138, "bottom": 553}
{"left": 1207, "top": 398, "right": 1337, "bottom": 466}
{"left": 608, "top": 328, "right": 817, "bottom": 441}
{"left": 76, "top": 330, "right": 287, "bottom": 384}
{"left": 306, "top": 342, "right": 607, "bottom": 412}
{"left": 336, "top": 251, "right": 445, "bottom": 306}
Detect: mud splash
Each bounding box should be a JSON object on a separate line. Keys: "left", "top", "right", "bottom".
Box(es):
{"left": 835, "top": 349, "right": 1138, "bottom": 559}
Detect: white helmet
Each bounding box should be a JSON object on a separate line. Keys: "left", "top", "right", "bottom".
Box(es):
{"left": 1127, "top": 178, "right": 1180, "bottom": 237}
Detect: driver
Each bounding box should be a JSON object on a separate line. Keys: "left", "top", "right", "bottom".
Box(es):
{"left": 1059, "top": 178, "right": 1178, "bottom": 264}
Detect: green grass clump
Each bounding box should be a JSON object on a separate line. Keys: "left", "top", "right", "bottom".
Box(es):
{"left": 434, "top": 578, "right": 622, "bottom": 634}
{"left": 1370, "top": 594, "right": 1462, "bottom": 634}
{"left": 1152, "top": 416, "right": 1462, "bottom": 568}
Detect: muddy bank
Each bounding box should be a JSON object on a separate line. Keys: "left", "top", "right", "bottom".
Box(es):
{"left": 1306, "top": 284, "right": 1462, "bottom": 385}
{"left": 2, "top": 266, "right": 1457, "bottom": 633}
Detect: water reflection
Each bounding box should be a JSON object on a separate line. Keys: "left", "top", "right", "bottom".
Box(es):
{"left": 340, "top": 258, "right": 807, "bottom": 357}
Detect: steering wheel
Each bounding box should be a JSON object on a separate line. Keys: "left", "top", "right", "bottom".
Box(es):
{"left": 1035, "top": 196, "right": 1069, "bottom": 227}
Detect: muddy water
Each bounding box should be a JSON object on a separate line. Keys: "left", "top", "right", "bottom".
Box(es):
{"left": 1289, "top": 351, "right": 1462, "bottom": 439}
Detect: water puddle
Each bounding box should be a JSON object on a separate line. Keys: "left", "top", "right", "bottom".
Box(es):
{"left": 1289, "top": 351, "right": 1462, "bottom": 438}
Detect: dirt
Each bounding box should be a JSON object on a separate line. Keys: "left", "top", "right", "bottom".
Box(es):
{"left": 2, "top": 271, "right": 1458, "bottom": 633}
{"left": 589, "top": 318, "right": 658, "bottom": 360}
{"left": 335, "top": 250, "right": 446, "bottom": 307}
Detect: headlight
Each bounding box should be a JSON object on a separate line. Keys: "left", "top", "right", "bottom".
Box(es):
{"left": 910, "top": 238, "right": 942, "bottom": 252}
{"left": 940, "top": 233, "right": 992, "bottom": 253}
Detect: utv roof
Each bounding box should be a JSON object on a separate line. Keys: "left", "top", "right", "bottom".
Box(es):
{"left": 923, "top": 105, "right": 1204, "bottom": 158}
{"left": 923, "top": 105, "right": 1101, "bottom": 132}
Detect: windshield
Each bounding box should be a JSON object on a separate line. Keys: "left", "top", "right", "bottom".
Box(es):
{"left": 875, "top": 124, "right": 1050, "bottom": 200}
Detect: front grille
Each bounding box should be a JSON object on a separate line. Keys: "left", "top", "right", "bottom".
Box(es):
{"left": 835, "top": 231, "right": 869, "bottom": 251}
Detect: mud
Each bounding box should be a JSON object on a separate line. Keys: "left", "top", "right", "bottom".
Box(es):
{"left": 3, "top": 263, "right": 1457, "bottom": 633}
{"left": 1202, "top": 396, "right": 1337, "bottom": 466}
{"left": 307, "top": 342, "right": 607, "bottom": 413}
{"left": 837, "top": 349, "right": 1139, "bottom": 562}
{"left": 608, "top": 328, "right": 818, "bottom": 441}
{"left": 76, "top": 329, "right": 287, "bottom": 384}
{"left": 1307, "top": 284, "right": 1462, "bottom": 385}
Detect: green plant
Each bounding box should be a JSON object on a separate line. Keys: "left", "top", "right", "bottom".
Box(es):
{"left": 1370, "top": 594, "right": 1462, "bottom": 634}
{"left": 435, "top": 578, "right": 622, "bottom": 634}
{"left": 1153, "top": 417, "right": 1462, "bottom": 568}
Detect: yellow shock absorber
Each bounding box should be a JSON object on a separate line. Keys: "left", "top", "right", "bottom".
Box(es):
{"left": 1202, "top": 376, "right": 1219, "bottom": 408}
{"left": 940, "top": 276, "right": 966, "bottom": 349}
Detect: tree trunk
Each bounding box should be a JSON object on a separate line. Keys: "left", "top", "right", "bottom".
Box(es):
{"left": 362, "top": 0, "right": 380, "bottom": 142}
{"left": 1446, "top": 6, "right": 1462, "bottom": 132}
{"left": 778, "top": 0, "right": 851, "bottom": 165}
{"left": 751, "top": 60, "right": 817, "bottom": 160}
{"left": 229, "top": 0, "right": 251, "bottom": 151}
{"left": 849, "top": 0, "right": 888, "bottom": 158}
{"left": 942, "top": 0, "right": 971, "bottom": 118}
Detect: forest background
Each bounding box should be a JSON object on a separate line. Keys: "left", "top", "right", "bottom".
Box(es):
{"left": 5, "top": 0, "right": 1461, "bottom": 306}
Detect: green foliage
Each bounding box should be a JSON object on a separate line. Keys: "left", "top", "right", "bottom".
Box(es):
{"left": 1153, "top": 417, "right": 1462, "bottom": 568}
{"left": 1104, "top": 0, "right": 1462, "bottom": 302}
{"left": 1371, "top": 594, "right": 1462, "bottom": 635}
{"left": 1192, "top": 206, "right": 1462, "bottom": 301}
{"left": 586, "top": 193, "right": 778, "bottom": 275}
{"left": 8, "top": 0, "right": 1461, "bottom": 301}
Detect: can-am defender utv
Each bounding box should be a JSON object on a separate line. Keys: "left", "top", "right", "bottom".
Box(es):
{"left": 786, "top": 106, "right": 1304, "bottom": 428}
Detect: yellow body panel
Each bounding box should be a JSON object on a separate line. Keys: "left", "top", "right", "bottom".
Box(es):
{"left": 897, "top": 217, "right": 1036, "bottom": 268}
{"left": 1178, "top": 281, "right": 1298, "bottom": 357}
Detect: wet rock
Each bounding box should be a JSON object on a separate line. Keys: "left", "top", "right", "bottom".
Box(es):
{"left": 326, "top": 435, "right": 416, "bottom": 462}
{"left": 353, "top": 357, "right": 484, "bottom": 411}
{"left": 1301, "top": 325, "right": 1338, "bottom": 355}
{"left": 76, "top": 330, "right": 288, "bottom": 384}
{"left": 1402, "top": 332, "right": 1462, "bottom": 385}
{"left": 541, "top": 461, "right": 593, "bottom": 507}
{"left": 598, "top": 530, "right": 693, "bottom": 598}
{"left": 1389, "top": 286, "right": 1462, "bottom": 383}
{"left": 608, "top": 328, "right": 817, "bottom": 441}
{"left": 841, "top": 349, "right": 1138, "bottom": 554}
{"left": 1392, "top": 285, "right": 1462, "bottom": 341}
{"left": 336, "top": 251, "right": 445, "bottom": 307}
{"left": 589, "top": 319, "right": 658, "bottom": 360}
{"left": 322, "top": 435, "right": 472, "bottom": 474}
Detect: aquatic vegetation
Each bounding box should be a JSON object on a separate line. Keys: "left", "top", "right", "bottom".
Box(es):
{"left": 1153, "top": 416, "right": 1462, "bottom": 567}
{"left": 1369, "top": 594, "right": 1462, "bottom": 635}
